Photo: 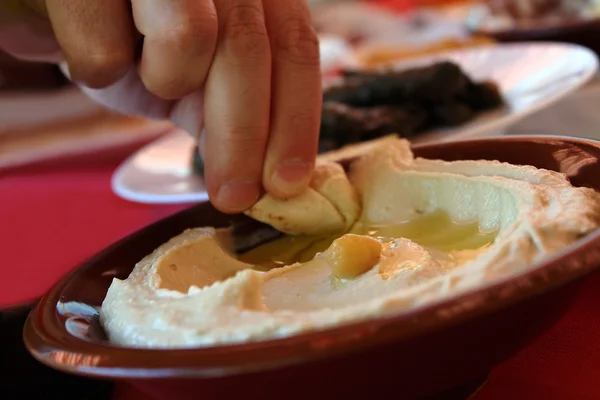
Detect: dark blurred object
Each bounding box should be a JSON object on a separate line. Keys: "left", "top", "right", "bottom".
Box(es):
{"left": 326, "top": 62, "right": 472, "bottom": 106}
{"left": 487, "top": 0, "right": 564, "bottom": 20}
{"left": 471, "top": 18, "right": 600, "bottom": 57}
{"left": 0, "top": 50, "right": 70, "bottom": 91}
{"left": 319, "top": 102, "right": 429, "bottom": 151}
{"left": 486, "top": 0, "right": 600, "bottom": 21}
{"left": 319, "top": 62, "right": 503, "bottom": 150}
{"left": 470, "top": 0, "right": 600, "bottom": 57}
{"left": 0, "top": 303, "right": 113, "bottom": 398}
{"left": 192, "top": 146, "right": 205, "bottom": 178}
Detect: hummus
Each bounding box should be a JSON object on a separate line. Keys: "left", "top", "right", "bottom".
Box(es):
{"left": 100, "top": 138, "right": 600, "bottom": 348}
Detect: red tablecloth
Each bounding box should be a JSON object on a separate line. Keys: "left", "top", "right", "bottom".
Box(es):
{"left": 3, "top": 141, "right": 600, "bottom": 399}
{"left": 0, "top": 145, "right": 189, "bottom": 306}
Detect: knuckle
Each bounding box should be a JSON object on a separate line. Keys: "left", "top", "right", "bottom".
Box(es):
{"left": 157, "top": 18, "right": 218, "bottom": 50}
{"left": 221, "top": 4, "right": 270, "bottom": 61}
{"left": 288, "top": 112, "right": 321, "bottom": 133}
{"left": 219, "top": 125, "right": 268, "bottom": 157}
{"left": 142, "top": 18, "right": 217, "bottom": 99}
{"left": 217, "top": 130, "right": 267, "bottom": 177}
{"left": 70, "top": 47, "right": 130, "bottom": 88}
{"left": 224, "top": 125, "right": 269, "bottom": 150}
{"left": 273, "top": 15, "right": 320, "bottom": 67}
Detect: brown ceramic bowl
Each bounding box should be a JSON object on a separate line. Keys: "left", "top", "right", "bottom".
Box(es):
{"left": 24, "top": 135, "right": 600, "bottom": 399}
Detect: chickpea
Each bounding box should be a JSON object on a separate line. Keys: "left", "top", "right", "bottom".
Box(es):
{"left": 322, "top": 234, "right": 382, "bottom": 279}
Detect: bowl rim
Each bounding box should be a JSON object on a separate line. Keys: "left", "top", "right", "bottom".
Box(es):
{"left": 23, "top": 134, "right": 600, "bottom": 379}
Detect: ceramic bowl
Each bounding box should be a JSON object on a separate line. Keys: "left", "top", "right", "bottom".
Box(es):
{"left": 24, "top": 135, "right": 600, "bottom": 400}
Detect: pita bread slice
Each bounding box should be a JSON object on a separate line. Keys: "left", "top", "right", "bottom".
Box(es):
{"left": 245, "top": 162, "right": 360, "bottom": 235}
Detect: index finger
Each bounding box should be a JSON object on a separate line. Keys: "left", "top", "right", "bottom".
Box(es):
{"left": 203, "top": 0, "right": 272, "bottom": 214}
{"left": 261, "top": 0, "right": 321, "bottom": 199}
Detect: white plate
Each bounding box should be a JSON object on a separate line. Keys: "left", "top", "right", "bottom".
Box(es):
{"left": 113, "top": 128, "right": 206, "bottom": 204}
{"left": 112, "top": 42, "right": 599, "bottom": 205}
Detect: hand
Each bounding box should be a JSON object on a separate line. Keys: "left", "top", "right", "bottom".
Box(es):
{"left": 9, "top": 0, "right": 322, "bottom": 213}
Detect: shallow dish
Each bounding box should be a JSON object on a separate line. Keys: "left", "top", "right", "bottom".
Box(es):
{"left": 26, "top": 135, "right": 600, "bottom": 399}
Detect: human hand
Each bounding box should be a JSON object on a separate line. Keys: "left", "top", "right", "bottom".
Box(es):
{"left": 4, "top": 0, "right": 322, "bottom": 213}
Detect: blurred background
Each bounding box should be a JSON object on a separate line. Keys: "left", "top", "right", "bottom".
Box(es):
{"left": 3, "top": 0, "right": 600, "bottom": 171}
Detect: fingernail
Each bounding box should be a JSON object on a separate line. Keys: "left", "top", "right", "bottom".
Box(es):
{"left": 272, "top": 159, "right": 311, "bottom": 197}
{"left": 215, "top": 180, "right": 260, "bottom": 212}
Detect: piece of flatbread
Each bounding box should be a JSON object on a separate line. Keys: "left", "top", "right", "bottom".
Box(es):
{"left": 246, "top": 136, "right": 405, "bottom": 236}
{"left": 245, "top": 162, "right": 360, "bottom": 235}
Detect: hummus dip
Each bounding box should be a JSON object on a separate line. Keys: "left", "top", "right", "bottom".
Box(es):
{"left": 101, "top": 138, "right": 600, "bottom": 348}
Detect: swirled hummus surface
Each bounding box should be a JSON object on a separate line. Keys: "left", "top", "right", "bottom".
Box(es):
{"left": 100, "top": 138, "right": 600, "bottom": 348}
